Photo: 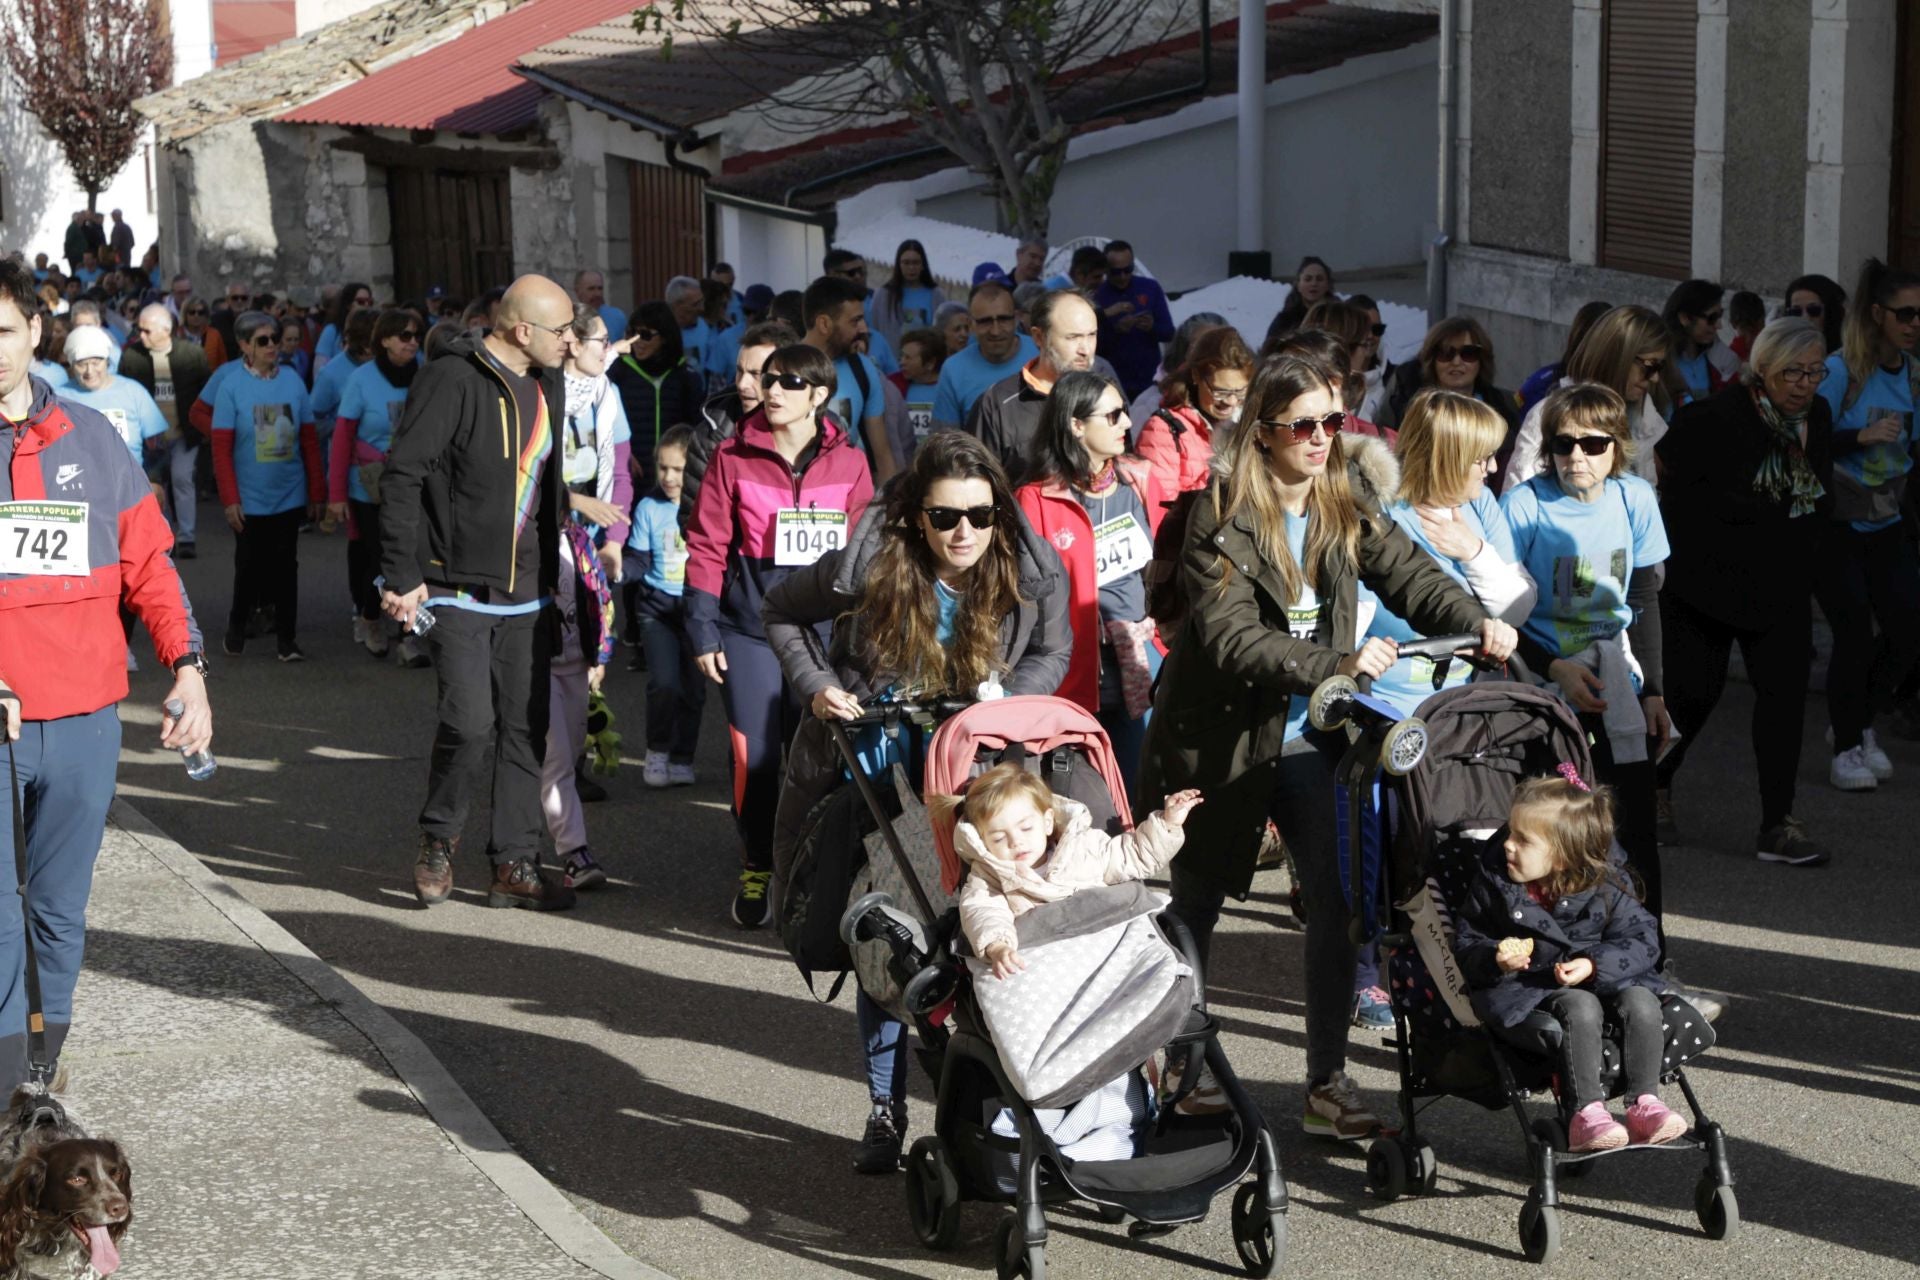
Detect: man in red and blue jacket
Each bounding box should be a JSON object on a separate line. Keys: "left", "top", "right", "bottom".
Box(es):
{"left": 0, "top": 260, "right": 211, "bottom": 1093}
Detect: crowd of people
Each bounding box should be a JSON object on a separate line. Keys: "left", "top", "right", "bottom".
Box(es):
{"left": 3, "top": 219, "right": 1909, "bottom": 1176}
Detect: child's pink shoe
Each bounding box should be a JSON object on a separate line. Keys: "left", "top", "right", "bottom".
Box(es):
{"left": 1625, "top": 1094, "right": 1687, "bottom": 1146}
{"left": 1566, "top": 1101, "right": 1627, "bottom": 1152}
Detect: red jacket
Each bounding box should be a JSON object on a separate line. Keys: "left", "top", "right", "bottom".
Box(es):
{"left": 1016, "top": 456, "right": 1165, "bottom": 713}
{"left": 1134, "top": 404, "right": 1215, "bottom": 497}
{"left": 1, "top": 378, "right": 202, "bottom": 720}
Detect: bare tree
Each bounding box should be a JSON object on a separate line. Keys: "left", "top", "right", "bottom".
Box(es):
{"left": 1, "top": 0, "right": 173, "bottom": 213}
{"left": 638, "top": 1, "right": 1191, "bottom": 240}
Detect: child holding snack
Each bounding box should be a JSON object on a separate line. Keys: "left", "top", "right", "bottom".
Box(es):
{"left": 1453, "top": 767, "right": 1685, "bottom": 1153}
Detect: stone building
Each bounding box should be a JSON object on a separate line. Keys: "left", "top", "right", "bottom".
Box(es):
{"left": 1443, "top": 0, "right": 1918, "bottom": 375}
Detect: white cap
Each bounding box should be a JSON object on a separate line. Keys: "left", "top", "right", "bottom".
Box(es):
{"left": 63, "top": 325, "right": 113, "bottom": 365}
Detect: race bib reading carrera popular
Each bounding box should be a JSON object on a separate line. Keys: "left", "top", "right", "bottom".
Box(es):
{"left": 0, "top": 501, "right": 89, "bottom": 577}
{"left": 1092, "top": 511, "right": 1153, "bottom": 587}
{"left": 772, "top": 506, "right": 848, "bottom": 567}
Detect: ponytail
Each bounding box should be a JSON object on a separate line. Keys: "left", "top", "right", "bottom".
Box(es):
{"left": 1842, "top": 258, "right": 1920, "bottom": 393}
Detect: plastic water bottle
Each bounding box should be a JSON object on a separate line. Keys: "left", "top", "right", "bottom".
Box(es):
{"left": 163, "top": 699, "right": 217, "bottom": 781}
{"left": 373, "top": 575, "right": 435, "bottom": 636}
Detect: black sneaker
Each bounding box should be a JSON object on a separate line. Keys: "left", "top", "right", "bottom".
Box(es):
{"left": 626, "top": 651, "right": 646, "bottom": 673}
{"left": 558, "top": 847, "right": 607, "bottom": 891}
{"left": 731, "top": 869, "right": 772, "bottom": 928}
{"left": 853, "top": 1099, "right": 906, "bottom": 1174}
{"left": 277, "top": 644, "right": 306, "bottom": 663}
{"left": 1757, "top": 815, "right": 1830, "bottom": 866}
{"left": 174, "top": 542, "right": 196, "bottom": 560}
{"left": 222, "top": 628, "right": 244, "bottom": 657}
{"left": 575, "top": 767, "right": 608, "bottom": 803}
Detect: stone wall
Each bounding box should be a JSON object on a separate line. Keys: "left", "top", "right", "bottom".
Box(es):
{"left": 1465, "top": 0, "right": 1571, "bottom": 261}
{"left": 1722, "top": 0, "right": 1809, "bottom": 292}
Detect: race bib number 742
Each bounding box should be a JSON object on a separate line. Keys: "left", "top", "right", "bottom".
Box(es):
{"left": 0, "top": 501, "right": 89, "bottom": 577}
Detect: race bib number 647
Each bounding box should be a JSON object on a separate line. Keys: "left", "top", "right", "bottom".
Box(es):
{"left": 0, "top": 501, "right": 89, "bottom": 577}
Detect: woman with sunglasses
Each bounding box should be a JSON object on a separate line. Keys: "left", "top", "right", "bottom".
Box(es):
{"left": 1503, "top": 305, "right": 1671, "bottom": 490}
{"left": 1782, "top": 273, "right": 1847, "bottom": 354}
{"left": 326, "top": 310, "right": 424, "bottom": 661}
{"left": 1663, "top": 279, "right": 1739, "bottom": 403}
{"left": 1375, "top": 317, "right": 1520, "bottom": 451}
{"left": 1135, "top": 325, "right": 1255, "bottom": 497}
{"left": 1810, "top": 257, "right": 1920, "bottom": 793}
{"left": 762, "top": 429, "right": 1068, "bottom": 1174}
{"left": 1501, "top": 384, "right": 1670, "bottom": 946}
{"left": 1017, "top": 372, "right": 1166, "bottom": 802}
{"left": 1655, "top": 318, "right": 1833, "bottom": 863}
{"left": 1302, "top": 301, "right": 1395, "bottom": 441}
{"left": 1141, "top": 352, "right": 1516, "bottom": 1135}
{"left": 685, "top": 344, "right": 874, "bottom": 928}
{"left": 610, "top": 300, "right": 706, "bottom": 490}
{"left": 313, "top": 280, "right": 374, "bottom": 376}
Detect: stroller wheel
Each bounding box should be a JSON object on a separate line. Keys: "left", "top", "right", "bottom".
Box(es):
{"left": 905, "top": 1137, "right": 963, "bottom": 1251}
{"left": 1231, "top": 1181, "right": 1286, "bottom": 1277}
{"left": 1694, "top": 1175, "right": 1740, "bottom": 1241}
{"left": 1308, "top": 675, "right": 1359, "bottom": 731}
{"left": 1518, "top": 1199, "right": 1562, "bottom": 1264}
{"left": 1379, "top": 717, "right": 1429, "bottom": 776}
{"left": 994, "top": 1212, "right": 1045, "bottom": 1280}
{"left": 1364, "top": 1138, "right": 1409, "bottom": 1201}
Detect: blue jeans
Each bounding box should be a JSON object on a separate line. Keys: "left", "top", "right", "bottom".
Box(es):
{"left": 639, "top": 607, "right": 705, "bottom": 762}
{"left": 857, "top": 988, "right": 908, "bottom": 1108}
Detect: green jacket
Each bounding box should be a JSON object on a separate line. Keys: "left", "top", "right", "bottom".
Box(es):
{"left": 1139, "top": 464, "right": 1488, "bottom": 899}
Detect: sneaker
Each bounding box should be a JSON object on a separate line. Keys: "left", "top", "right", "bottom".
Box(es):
{"left": 1161, "top": 1056, "right": 1230, "bottom": 1117}
{"left": 1659, "top": 963, "right": 1726, "bottom": 1024}
{"left": 1829, "top": 745, "right": 1878, "bottom": 792}
{"left": 364, "top": 619, "right": 391, "bottom": 658}
{"left": 559, "top": 847, "right": 607, "bottom": 891}
{"left": 1567, "top": 1100, "right": 1628, "bottom": 1152}
{"left": 642, "top": 751, "right": 671, "bottom": 788}
{"left": 1254, "top": 820, "right": 1287, "bottom": 870}
{"left": 174, "top": 541, "right": 196, "bottom": 560}
{"left": 667, "top": 762, "right": 697, "bottom": 787}
{"left": 1351, "top": 985, "right": 1395, "bottom": 1032}
{"left": 1653, "top": 787, "right": 1679, "bottom": 844}
{"left": 222, "top": 628, "right": 244, "bottom": 657}
{"left": 398, "top": 635, "right": 430, "bottom": 668}
{"left": 1624, "top": 1094, "right": 1687, "bottom": 1146}
{"left": 413, "top": 834, "right": 455, "bottom": 906}
{"left": 853, "top": 1099, "right": 906, "bottom": 1175}
{"left": 574, "top": 768, "right": 608, "bottom": 803}
{"left": 352, "top": 616, "right": 371, "bottom": 647}
{"left": 487, "top": 857, "right": 577, "bottom": 911}
{"left": 277, "top": 644, "right": 306, "bottom": 663}
{"left": 731, "top": 869, "right": 773, "bottom": 928}
{"left": 1861, "top": 728, "right": 1894, "bottom": 780}
{"left": 1303, "top": 1070, "right": 1378, "bottom": 1141}
{"left": 626, "top": 651, "right": 645, "bottom": 673}
{"left": 1756, "top": 815, "right": 1831, "bottom": 866}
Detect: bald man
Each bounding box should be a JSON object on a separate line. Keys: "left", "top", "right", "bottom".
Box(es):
{"left": 572, "top": 268, "right": 625, "bottom": 352}
{"left": 121, "top": 302, "right": 211, "bottom": 555}
{"left": 380, "top": 274, "right": 579, "bottom": 912}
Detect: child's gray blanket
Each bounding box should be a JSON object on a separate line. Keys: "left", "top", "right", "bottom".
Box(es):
{"left": 966, "top": 880, "right": 1194, "bottom": 1109}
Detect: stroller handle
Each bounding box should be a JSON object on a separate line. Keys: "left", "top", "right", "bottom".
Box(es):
{"left": 1371, "top": 633, "right": 1536, "bottom": 688}
{"left": 836, "top": 693, "right": 974, "bottom": 729}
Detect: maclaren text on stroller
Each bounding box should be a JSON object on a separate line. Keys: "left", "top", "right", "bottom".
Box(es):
{"left": 1307, "top": 645, "right": 1738, "bottom": 1265}
{"left": 833, "top": 695, "right": 1289, "bottom": 1280}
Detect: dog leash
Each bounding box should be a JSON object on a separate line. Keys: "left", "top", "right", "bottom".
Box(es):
{"left": 5, "top": 738, "right": 54, "bottom": 1091}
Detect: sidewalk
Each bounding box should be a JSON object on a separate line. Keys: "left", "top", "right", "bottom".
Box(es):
{"left": 63, "top": 801, "right": 669, "bottom": 1280}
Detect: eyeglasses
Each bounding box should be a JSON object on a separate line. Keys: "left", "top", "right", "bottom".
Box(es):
{"left": 1201, "top": 382, "right": 1248, "bottom": 406}
{"left": 761, "top": 371, "right": 817, "bottom": 392}
{"left": 922, "top": 504, "right": 996, "bottom": 532}
{"left": 528, "top": 321, "right": 572, "bottom": 339}
{"left": 1882, "top": 305, "right": 1920, "bottom": 325}
{"left": 1260, "top": 410, "right": 1345, "bottom": 442}
{"left": 1549, "top": 434, "right": 1614, "bottom": 457}
{"left": 1080, "top": 406, "right": 1127, "bottom": 427}
{"left": 1634, "top": 356, "right": 1667, "bottom": 378}
{"left": 631, "top": 326, "right": 658, "bottom": 341}
{"left": 1786, "top": 303, "right": 1825, "bottom": 320}
{"left": 1774, "top": 364, "right": 1826, "bottom": 385}
{"left": 1436, "top": 344, "right": 1483, "bottom": 364}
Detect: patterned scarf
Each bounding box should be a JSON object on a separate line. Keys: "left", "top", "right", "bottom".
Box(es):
{"left": 1751, "top": 391, "right": 1824, "bottom": 517}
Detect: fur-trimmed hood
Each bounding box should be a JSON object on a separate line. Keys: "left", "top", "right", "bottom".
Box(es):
{"left": 1198, "top": 430, "right": 1400, "bottom": 514}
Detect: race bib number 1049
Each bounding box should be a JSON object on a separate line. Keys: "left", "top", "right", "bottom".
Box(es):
{"left": 773, "top": 507, "right": 848, "bottom": 567}
{"left": 0, "top": 501, "right": 89, "bottom": 577}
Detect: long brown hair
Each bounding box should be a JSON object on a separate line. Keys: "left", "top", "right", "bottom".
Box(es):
{"left": 1509, "top": 774, "right": 1627, "bottom": 902}
{"left": 1212, "top": 352, "right": 1361, "bottom": 603}
{"left": 854, "top": 432, "right": 1028, "bottom": 694}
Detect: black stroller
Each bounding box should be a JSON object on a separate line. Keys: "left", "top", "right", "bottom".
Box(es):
{"left": 828, "top": 695, "right": 1289, "bottom": 1279}
{"left": 1307, "top": 653, "right": 1738, "bottom": 1264}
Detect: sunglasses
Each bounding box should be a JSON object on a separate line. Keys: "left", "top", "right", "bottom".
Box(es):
{"left": 396, "top": 331, "right": 420, "bottom": 342}
{"left": 185, "top": 307, "right": 207, "bottom": 316}
{"left": 250, "top": 335, "right": 276, "bottom": 348}
{"left": 1785, "top": 303, "right": 1825, "bottom": 319}
{"left": 1081, "top": 406, "right": 1127, "bottom": 427}
{"left": 1436, "top": 344, "right": 1483, "bottom": 363}
{"left": 922, "top": 504, "right": 997, "bottom": 532}
{"left": 1260, "top": 410, "right": 1346, "bottom": 442}
{"left": 1882, "top": 305, "right": 1920, "bottom": 325}
{"left": 1369, "top": 322, "right": 1387, "bottom": 337}
{"left": 1634, "top": 356, "right": 1667, "bottom": 377}
{"left": 631, "top": 326, "right": 658, "bottom": 341}
{"left": 760, "top": 371, "right": 817, "bottom": 392}
{"left": 1550, "top": 434, "right": 1614, "bottom": 457}
{"left": 1701, "top": 309, "right": 1724, "bottom": 325}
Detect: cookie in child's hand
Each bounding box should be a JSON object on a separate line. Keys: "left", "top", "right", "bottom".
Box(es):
{"left": 1496, "top": 936, "right": 1534, "bottom": 966}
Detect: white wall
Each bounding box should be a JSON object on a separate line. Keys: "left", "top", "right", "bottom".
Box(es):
{"left": 714, "top": 205, "right": 829, "bottom": 296}
{"left": 913, "top": 41, "right": 1438, "bottom": 294}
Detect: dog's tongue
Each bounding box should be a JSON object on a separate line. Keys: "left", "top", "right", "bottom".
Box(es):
{"left": 83, "top": 1225, "right": 121, "bottom": 1275}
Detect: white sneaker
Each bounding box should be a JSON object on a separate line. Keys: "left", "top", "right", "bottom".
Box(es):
{"left": 642, "top": 751, "right": 671, "bottom": 788}
{"left": 364, "top": 617, "right": 390, "bottom": 658}
{"left": 1830, "top": 745, "right": 1878, "bottom": 792}
{"left": 667, "top": 762, "right": 697, "bottom": 786}
{"left": 1861, "top": 728, "right": 1894, "bottom": 780}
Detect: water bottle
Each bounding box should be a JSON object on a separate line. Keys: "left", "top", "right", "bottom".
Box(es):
{"left": 373, "top": 576, "right": 436, "bottom": 636}
{"left": 163, "top": 699, "right": 217, "bottom": 781}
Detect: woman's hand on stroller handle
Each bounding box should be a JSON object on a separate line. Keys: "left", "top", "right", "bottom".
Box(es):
{"left": 810, "top": 686, "right": 864, "bottom": 721}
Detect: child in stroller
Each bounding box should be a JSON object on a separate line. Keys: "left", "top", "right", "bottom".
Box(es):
{"left": 1452, "top": 769, "right": 1689, "bottom": 1152}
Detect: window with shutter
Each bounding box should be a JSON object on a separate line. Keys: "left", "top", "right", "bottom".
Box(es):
{"left": 1599, "top": 0, "right": 1697, "bottom": 279}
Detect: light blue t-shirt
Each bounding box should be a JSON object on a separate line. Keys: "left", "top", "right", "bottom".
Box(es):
{"left": 1818, "top": 352, "right": 1916, "bottom": 532}
{"left": 197, "top": 358, "right": 241, "bottom": 415}
{"left": 59, "top": 377, "right": 168, "bottom": 470}
{"left": 1363, "top": 493, "right": 1516, "bottom": 717}
{"left": 680, "top": 318, "right": 716, "bottom": 381}
{"left": 630, "top": 493, "right": 688, "bottom": 593}
{"left": 865, "top": 326, "right": 899, "bottom": 377}
{"left": 902, "top": 378, "right": 939, "bottom": 448}
{"left": 708, "top": 320, "right": 744, "bottom": 391}
{"left": 336, "top": 362, "right": 410, "bottom": 504}
{"left": 31, "top": 362, "right": 68, "bottom": 390}
{"left": 849, "top": 580, "right": 961, "bottom": 779}
{"left": 932, "top": 334, "right": 1040, "bottom": 429}
{"left": 309, "top": 351, "right": 367, "bottom": 425}
{"left": 599, "top": 304, "right": 628, "bottom": 345}
{"left": 1673, "top": 350, "right": 1711, "bottom": 401}
{"left": 871, "top": 285, "right": 941, "bottom": 334}
{"left": 314, "top": 323, "right": 342, "bottom": 363}
{"left": 214, "top": 367, "right": 313, "bottom": 516}
{"left": 1501, "top": 472, "right": 1668, "bottom": 659}
{"left": 1277, "top": 511, "right": 1325, "bottom": 741}
{"left": 828, "top": 352, "right": 887, "bottom": 450}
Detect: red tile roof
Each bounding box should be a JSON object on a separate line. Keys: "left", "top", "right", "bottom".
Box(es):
{"left": 277, "top": 0, "right": 641, "bottom": 134}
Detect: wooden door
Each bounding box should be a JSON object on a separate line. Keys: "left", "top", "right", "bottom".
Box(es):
{"left": 627, "top": 160, "right": 705, "bottom": 304}
{"left": 387, "top": 167, "right": 515, "bottom": 304}
{"left": 1893, "top": 2, "right": 1920, "bottom": 269}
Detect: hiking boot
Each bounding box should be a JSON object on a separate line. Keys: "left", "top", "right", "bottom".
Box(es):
{"left": 1653, "top": 787, "right": 1679, "bottom": 844}
{"left": 1302, "top": 1071, "right": 1378, "bottom": 1141}
{"left": 1757, "top": 815, "right": 1831, "bottom": 867}
{"left": 557, "top": 847, "right": 607, "bottom": 891}
{"left": 488, "top": 857, "right": 577, "bottom": 911}
{"left": 642, "top": 751, "right": 671, "bottom": 788}
{"left": 731, "top": 869, "right": 773, "bottom": 928}
{"left": 1351, "top": 985, "right": 1394, "bottom": 1032}
{"left": 1624, "top": 1094, "right": 1687, "bottom": 1146}
{"left": 1829, "top": 746, "right": 1877, "bottom": 792}
{"left": 413, "top": 834, "right": 455, "bottom": 906}
{"left": 1567, "top": 1100, "right": 1627, "bottom": 1152}
{"left": 853, "top": 1099, "right": 906, "bottom": 1175}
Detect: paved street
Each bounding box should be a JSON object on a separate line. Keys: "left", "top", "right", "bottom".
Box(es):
{"left": 116, "top": 514, "right": 1919, "bottom": 1278}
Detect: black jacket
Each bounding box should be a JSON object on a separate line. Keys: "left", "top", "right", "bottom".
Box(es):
{"left": 377, "top": 334, "right": 565, "bottom": 601}
{"left": 966, "top": 368, "right": 1048, "bottom": 483}
{"left": 609, "top": 354, "right": 706, "bottom": 487}
{"left": 678, "top": 387, "right": 742, "bottom": 533}
{"left": 1657, "top": 383, "right": 1834, "bottom": 631}
{"left": 119, "top": 338, "right": 210, "bottom": 429}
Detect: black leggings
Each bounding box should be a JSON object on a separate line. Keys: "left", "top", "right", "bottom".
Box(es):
{"left": 1496, "top": 986, "right": 1665, "bottom": 1107}
{"left": 1657, "top": 593, "right": 1810, "bottom": 830}
{"left": 227, "top": 508, "right": 301, "bottom": 648}
{"left": 1813, "top": 521, "right": 1920, "bottom": 750}
{"left": 346, "top": 500, "right": 385, "bottom": 622}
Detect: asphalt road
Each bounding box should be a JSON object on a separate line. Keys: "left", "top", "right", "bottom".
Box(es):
{"left": 121, "top": 515, "right": 1920, "bottom": 1278}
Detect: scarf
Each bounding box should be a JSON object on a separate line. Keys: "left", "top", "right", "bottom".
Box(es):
{"left": 564, "top": 371, "right": 601, "bottom": 426}
{"left": 374, "top": 350, "right": 417, "bottom": 389}
{"left": 1751, "top": 391, "right": 1824, "bottom": 517}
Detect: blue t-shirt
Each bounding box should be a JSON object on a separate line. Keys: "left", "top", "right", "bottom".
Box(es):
{"left": 75, "top": 267, "right": 102, "bottom": 288}
{"left": 902, "top": 378, "right": 939, "bottom": 448}
{"left": 599, "top": 304, "right": 628, "bottom": 345}
{"left": 849, "top": 580, "right": 961, "bottom": 779}
{"left": 932, "top": 335, "right": 1040, "bottom": 429}
{"left": 871, "top": 286, "right": 941, "bottom": 333}
{"left": 708, "top": 320, "right": 744, "bottom": 390}
{"left": 828, "top": 352, "right": 887, "bottom": 449}
{"left": 197, "top": 358, "right": 241, "bottom": 415}
{"left": 1819, "top": 352, "right": 1916, "bottom": 532}
{"left": 865, "top": 326, "right": 899, "bottom": 377}
{"left": 60, "top": 378, "right": 168, "bottom": 470}
{"left": 309, "top": 351, "right": 367, "bottom": 425}
{"left": 1501, "top": 473, "right": 1667, "bottom": 658}
{"left": 1277, "top": 511, "right": 1325, "bottom": 741}
{"left": 680, "top": 319, "right": 717, "bottom": 382}
{"left": 336, "top": 362, "right": 410, "bottom": 504}
{"left": 314, "top": 324, "right": 342, "bottom": 364}
{"left": 214, "top": 367, "right": 313, "bottom": 515}
{"left": 1673, "top": 350, "right": 1711, "bottom": 401}
{"left": 1363, "top": 494, "right": 1516, "bottom": 716}
{"left": 630, "top": 493, "right": 689, "bottom": 593}
{"left": 31, "top": 362, "right": 68, "bottom": 390}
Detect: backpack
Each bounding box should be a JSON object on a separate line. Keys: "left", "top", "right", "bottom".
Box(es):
{"left": 779, "top": 781, "right": 895, "bottom": 994}
{"left": 1144, "top": 485, "right": 1207, "bottom": 640}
